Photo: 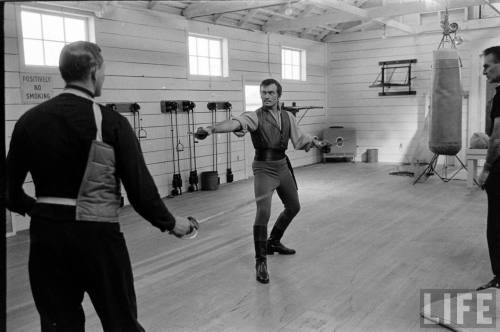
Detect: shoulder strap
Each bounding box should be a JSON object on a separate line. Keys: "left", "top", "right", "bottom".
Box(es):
{"left": 92, "top": 103, "right": 103, "bottom": 142}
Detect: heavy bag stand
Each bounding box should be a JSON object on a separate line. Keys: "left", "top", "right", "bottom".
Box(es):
{"left": 412, "top": 154, "right": 468, "bottom": 185}
{"left": 413, "top": 11, "right": 470, "bottom": 185}
{"left": 161, "top": 101, "right": 182, "bottom": 196}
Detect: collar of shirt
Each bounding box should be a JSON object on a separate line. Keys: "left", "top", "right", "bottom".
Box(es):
{"left": 263, "top": 106, "right": 282, "bottom": 129}
{"left": 62, "top": 86, "right": 95, "bottom": 103}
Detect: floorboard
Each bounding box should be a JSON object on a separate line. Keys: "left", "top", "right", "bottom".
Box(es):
{"left": 6, "top": 162, "right": 490, "bottom": 331}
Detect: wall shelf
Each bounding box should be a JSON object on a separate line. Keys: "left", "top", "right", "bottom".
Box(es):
{"left": 370, "top": 59, "right": 417, "bottom": 96}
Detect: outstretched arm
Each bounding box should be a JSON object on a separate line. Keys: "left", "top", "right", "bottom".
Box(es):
{"left": 208, "top": 119, "right": 242, "bottom": 134}
{"left": 196, "top": 111, "right": 258, "bottom": 139}
{"left": 288, "top": 112, "right": 329, "bottom": 152}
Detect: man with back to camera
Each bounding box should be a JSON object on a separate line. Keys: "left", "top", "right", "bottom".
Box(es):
{"left": 476, "top": 46, "right": 500, "bottom": 291}
{"left": 6, "top": 41, "right": 198, "bottom": 331}
{"left": 195, "top": 78, "right": 330, "bottom": 284}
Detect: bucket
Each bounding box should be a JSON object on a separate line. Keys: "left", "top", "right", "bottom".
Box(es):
{"left": 201, "top": 171, "right": 219, "bottom": 190}
{"left": 366, "top": 149, "right": 378, "bottom": 163}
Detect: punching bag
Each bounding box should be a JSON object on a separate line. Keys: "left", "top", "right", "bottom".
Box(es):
{"left": 429, "top": 48, "right": 462, "bottom": 156}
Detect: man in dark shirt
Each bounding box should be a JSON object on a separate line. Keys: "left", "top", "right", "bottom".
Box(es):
{"left": 6, "top": 41, "right": 196, "bottom": 331}
{"left": 477, "top": 46, "right": 500, "bottom": 291}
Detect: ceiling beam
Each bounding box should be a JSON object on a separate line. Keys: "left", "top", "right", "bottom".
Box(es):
{"left": 238, "top": 9, "right": 257, "bottom": 27}
{"left": 264, "top": 0, "right": 498, "bottom": 32}
{"left": 483, "top": 0, "right": 500, "bottom": 14}
{"left": 308, "top": 0, "right": 415, "bottom": 33}
{"left": 299, "top": 4, "right": 319, "bottom": 37}
{"left": 258, "top": 7, "right": 295, "bottom": 20}
{"left": 342, "top": 20, "right": 376, "bottom": 33}
{"left": 147, "top": 1, "right": 157, "bottom": 10}
{"left": 212, "top": 13, "right": 224, "bottom": 23}
{"left": 183, "top": 0, "right": 290, "bottom": 19}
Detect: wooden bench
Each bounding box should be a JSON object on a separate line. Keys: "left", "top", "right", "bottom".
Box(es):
{"left": 465, "top": 148, "right": 487, "bottom": 187}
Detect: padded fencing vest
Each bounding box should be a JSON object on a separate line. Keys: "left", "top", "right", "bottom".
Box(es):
{"left": 67, "top": 89, "right": 122, "bottom": 222}
{"left": 250, "top": 107, "right": 291, "bottom": 151}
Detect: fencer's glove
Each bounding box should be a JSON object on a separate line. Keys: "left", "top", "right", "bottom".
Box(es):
{"left": 313, "top": 138, "right": 332, "bottom": 153}
{"left": 170, "top": 216, "right": 199, "bottom": 238}
{"left": 194, "top": 127, "right": 214, "bottom": 140}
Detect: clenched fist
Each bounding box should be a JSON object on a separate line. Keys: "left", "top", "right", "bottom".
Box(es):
{"left": 170, "top": 216, "right": 199, "bottom": 239}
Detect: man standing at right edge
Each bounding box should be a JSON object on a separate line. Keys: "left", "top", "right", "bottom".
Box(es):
{"left": 477, "top": 46, "right": 500, "bottom": 291}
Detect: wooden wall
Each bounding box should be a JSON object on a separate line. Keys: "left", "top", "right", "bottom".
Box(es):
{"left": 326, "top": 15, "right": 500, "bottom": 163}
{"left": 4, "top": 2, "right": 327, "bottom": 231}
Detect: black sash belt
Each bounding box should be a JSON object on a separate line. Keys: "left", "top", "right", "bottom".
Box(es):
{"left": 254, "top": 149, "right": 286, "bottom": 161}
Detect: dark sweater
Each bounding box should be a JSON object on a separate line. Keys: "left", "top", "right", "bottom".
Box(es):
{"left": 6, "top": 90, "right": 175, "bottom": 231}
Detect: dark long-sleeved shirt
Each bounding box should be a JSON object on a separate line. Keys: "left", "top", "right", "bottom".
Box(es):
{"left": 6, "top": 87, "right": 175, "bottom": 231}
{"left": 489, "top": 86, "right": 500, "bottom": 172}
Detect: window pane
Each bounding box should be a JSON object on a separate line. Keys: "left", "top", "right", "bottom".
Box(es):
{"left": 209, "top": 40, "right": 221, "bottom": 58}
{"left": 44, "top": 41, "right": 65, "bottom": 66}
{"left": 283, "top": 64, "right": 292, "bottom": 79}
{"left": 42, "top": 14, "right": 64, "bottom": 41}
{"left": 21, "top": 11, "right": 42, "bottom": 39}
{"left": 188, "top": 36, "right": 197, "bottom": 56}
{"left": 198, "top": 57, "right": 209, "bottom": 75}
{"left": 292, "top": 66, "right": 300, "bottom": 80}
{"left": 283, "top": 49, "right": 292, "bottom": 64}
{"left": 197, "top": 38, "right": 209, "bottom": 57}
{"left": 23, "top": 39, "right": 44, "bottom": 65}
{"left": 209, "top": 58, "right": 221, "bottom": 76}
{"left": 64, "top": 18, "right": 86, "bottom": 42}
{"left": 189, "top": 55, "right": 198, "bottom": 75}
{"left": 292, "top": 51, "right": 300, "bottom": 66}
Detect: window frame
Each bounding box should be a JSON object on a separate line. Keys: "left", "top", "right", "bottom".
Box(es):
{"left": 281, "top": 46, "right": 307, "bottom": 81}
{"left": 16, "top": 4, "right": 96, "bottom": 73}
{"left": 187, "top": 32, "right": 229, "bottom": 79}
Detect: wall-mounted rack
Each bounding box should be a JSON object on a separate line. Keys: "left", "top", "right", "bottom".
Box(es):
{"left": 369, "top": 59, "right": 417, "bottom": 96}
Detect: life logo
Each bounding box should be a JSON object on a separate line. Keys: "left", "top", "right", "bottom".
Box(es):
{"left": 420, "top": 289, "right": 496, "bottom": 328}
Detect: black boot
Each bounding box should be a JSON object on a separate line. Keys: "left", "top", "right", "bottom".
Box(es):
{"left": 477, "top": 276, "right": 500, "bottom": 291}
{"left": 268, "top": 226, "right": 296, "bottom": 255}
{"left": 254, "top": 225, "right": 269, "bottom": 284}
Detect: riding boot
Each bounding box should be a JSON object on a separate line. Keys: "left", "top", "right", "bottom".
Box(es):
{"left": 254, "top": 225, "right": 269, "bottom": 284}
{"left": 268, "top": 216, "right": 296, "bottom": 255}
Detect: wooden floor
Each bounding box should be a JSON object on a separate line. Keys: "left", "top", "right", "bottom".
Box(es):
{"left": 7, "top": 162, "right": 491, "bottom": 331}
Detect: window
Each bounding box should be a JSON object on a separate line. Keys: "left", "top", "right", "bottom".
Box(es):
{"left": 282, "top": 47, "right": 306, "bottom": 81}
{"left": 244, "top": 85, "right": 261, "bottom": 112}
{"left": 19, "top": 7, "right": 92, "bottom": 67}
{"left": 188, "top": 34, "right": 228, "bottom": 77}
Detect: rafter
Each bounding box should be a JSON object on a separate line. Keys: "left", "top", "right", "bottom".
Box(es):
{"left": 212, "top": 13, "right": 223, "bottom": 23}
{"left": 258, "top": 7, "right": 295, "bottom": 20}
{"left": 147, "top": 0, "right": 157, "bottom": 10}
{"left": 308, "top": 0, "right": 414, "bottom": 33}
{"left": 183, "top": 0, "right": 291, "bottom": 19}
{"left": 264, "top": 0, "right": 497, "bottom": 33}
{"left": 483, "top": 0, "right": 500, "bottom": 14}
{"left": 342, "top": 20, "right": 377, "bottom": 33}
{"left": 238, "top": 9, "right": 257, "bottom": 27}
{"left": 299, "top": 4, "right": 319, "bottom": 37}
